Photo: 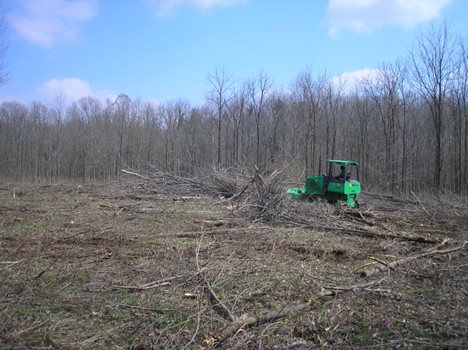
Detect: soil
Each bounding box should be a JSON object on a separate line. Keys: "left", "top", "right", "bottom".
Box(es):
{"left": 0, "top": 178, "right": 466, "bottom": 349}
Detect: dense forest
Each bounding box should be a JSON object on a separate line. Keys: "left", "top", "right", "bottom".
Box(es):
{"left": 1, "top": 23, "right": 467, "bottom": 195}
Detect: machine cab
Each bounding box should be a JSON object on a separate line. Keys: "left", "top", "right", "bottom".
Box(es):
{"left": 325, "top": 160, "right": 360, "bottom": 195}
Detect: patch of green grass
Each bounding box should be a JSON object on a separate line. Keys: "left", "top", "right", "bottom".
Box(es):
{"left": 356, "top": 331, "right": 371, "bottom": 343}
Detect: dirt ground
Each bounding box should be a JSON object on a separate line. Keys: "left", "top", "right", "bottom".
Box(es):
{"left": 0, "top": 178, "right": 467, "bottom": 349}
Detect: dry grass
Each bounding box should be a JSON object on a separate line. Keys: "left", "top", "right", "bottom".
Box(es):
{"left": 0, "top": 176, "right": 467, "bottom": 349}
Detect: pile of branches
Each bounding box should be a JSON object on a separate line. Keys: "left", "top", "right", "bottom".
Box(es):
{"left": 121, "top": 163, "right": 335, "bottom": 225}
{"left": 121, "top": 165, "right": 249, "bottom": 198}
{"left": 230, "top": 166, "right": 291, "bottom": 223}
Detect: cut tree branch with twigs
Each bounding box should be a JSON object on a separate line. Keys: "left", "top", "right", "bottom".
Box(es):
{"left": 210, "top": 276, "right": 391, "bottom": 345}
{"left": 210, "top": 289, "right": 335, "bottom": 345}
{"left": 360, "top": 239, "right": 467, "bottom": 277}
{"left": 113, "top": 268, "right": 207, "bottom": 291}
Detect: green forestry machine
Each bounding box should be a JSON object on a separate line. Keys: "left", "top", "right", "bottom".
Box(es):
{"left": 288, "top": 159, "right": 361, "bottom": 208}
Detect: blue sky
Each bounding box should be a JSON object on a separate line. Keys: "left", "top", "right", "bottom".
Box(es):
{"left": 1, "top": 0, "right": 467, "bottom": 106}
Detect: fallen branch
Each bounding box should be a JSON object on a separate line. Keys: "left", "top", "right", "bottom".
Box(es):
{"left": 0, "top": 259, "right": 25, "bottom": 271}
{"left": 178, "top": 196, "right": 203, "bottom": 201}
{"left": 223, "top": 183, "right": 249, "bottom": 202}
{"left": 159, "top": 226, "right": 269, "bottom": 239}
{"left": 253, "top": 165, "right": 266, "bottom": 188}
{"left": 3, "top": 320, "right": 50, "bottom": 342}
{"left": 34, "top": 260, "right": 57, "bottom": 280}
{"left": 121, "top": 168, "right": 150, "bottom": 180}
{"left": 343, "top": 210, "right": 376, "bottom": 226}
{"left": 113, "top": 269, "right": 206, "bottom": 291}
{"left": 57, "top": 228, "right": 92, "bottom": 241}
{"left": 203, "top": 275, "right": 235, "bottom": 322}
{"left": 0, "top": 259, "right": 25, "bottom": 264}
{"left": 411, "top": 191, "right": 431, "bottom": 218}
{"left": 193, "top": 219, "right": 236, "bottom": 228}
{"left": 305, "top": 224, "right": 440, "bottom": 244}
{"left": 211, "top": 275, "right": 394, "bottom": 345}
{"left": 360, "top": 240, "right": 466, "bottom": 277}
{"left": 324, "top": 276, "right": 388, "bottom": 292}
{"left": 114, "top": 281, "right": 171, "bottom": 291}
{"left": 114, "top": 303, "right": 170, "bottom": 314}
{"left": 212, "top": 289, "right": 335, "bottom": 345}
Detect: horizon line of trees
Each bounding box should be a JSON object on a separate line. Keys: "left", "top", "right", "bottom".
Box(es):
{"left": 0, "top": 22, "right": 467, "bottom": 195}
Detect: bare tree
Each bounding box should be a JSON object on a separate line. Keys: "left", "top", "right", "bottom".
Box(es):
{"left": 49, "top": 95, "right": 66, "bottom": 180}
{"left": 291, "top": 69, "right": 326, "bottom": 174}
{"left": 247, "top": 72, "right": 272, "bottom": 167}
{"left": 77, "top": 97, "right": 104, "bottom": 180}
{"left": 114, "top": 94, "right": 131, "bottom": 174}
{"left": 409, "top": 21, "right": 457, "bottom": 191}
{"left": 226, "top": 83, "right": 247, "bottom": 166}
{"left": 207, "top": 66, "right": 234, "bottom": 167}
{"left": 141, "top": 101, "right": 161, "bottom": 167}
{"left": 265, "top": 93, "right": 287, "bottom": 167}
{"left": 449, "top": 36, "right": 468, "bottom": 193}
{"left": 28, "top": 102, "right": 49, "bottom": 181}
{"left": 324, "top": 79, "right": 345, "bottom": 160}
{"left": 160, "top": 99, "right": 191, "bottom": 174}
{"left": 349, "top": 90, "right": 372, "bottom": 183}
{"left": 362, "top": 62, "right": 407, "bottom": 193}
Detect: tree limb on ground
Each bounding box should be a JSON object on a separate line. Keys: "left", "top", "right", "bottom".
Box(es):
{"left": 324, "top": 276, "right": 388, "bottom": 292}
{"left": 411, "top": 191, "right": 432, "bottom": 218}
{"left": 2, "top": 320, "right": 50, "bottom": 342}
{"left": 303, "top": 224, "right": 440, "bottom": 244}
{"left": 121, "top": 168, "right": 150, "bottom": 180}
{"left": 113, "top": 268, "right": 207, "bottom": 291}
{"left": 360, "top": 240, "right": 467, "bottom": 277}
{"left": 202, "top": 274, "right": 236, "bottom": 322}
{"left": 209, "top": 276, "right": 392, "bottom": 345}
{"left": 212, "top": 289, "right": 335, "bottom": 345}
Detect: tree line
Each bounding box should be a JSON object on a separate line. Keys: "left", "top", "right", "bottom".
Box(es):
{"left": 0, "top": 22, "right": 467, "bottom": 195}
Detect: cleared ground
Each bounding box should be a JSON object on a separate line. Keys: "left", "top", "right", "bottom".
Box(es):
{"left": 0, "top": 178, "right": 467, "bottom": 349}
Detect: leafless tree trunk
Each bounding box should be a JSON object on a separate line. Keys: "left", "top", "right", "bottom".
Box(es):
{"left": 292, "top": 69, "right": 326, "bottom": 175}
{"left": 450, "top": 37, "right": 468, "bottom": 193}
{"left": 409, "top": 21, "right": 457, "bottom": 192}
{"left": 207, "top": 66, "right": 234, "bottom": 168}
{"left": 226, "top": 85, "right": 247, "bottom": 166}
{"left": 248, "top": 72, "right": 271, "bottom": 168}
{"left": 325, "top": 80, "right": 344, "bottom": 160}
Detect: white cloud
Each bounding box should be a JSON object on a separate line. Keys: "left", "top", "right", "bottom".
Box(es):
{"left": 36, "top": 78, "right": 115, "bottom": 103}
{"left": 7, "top": 0, "right": 98, "bottom": 48}
{"left": 192, "top": 0, "right": 247, "bottom": 9}
{"left": 327, "top": 0, "right": 452, "bottom": 35}
{"left": 331, "top": 68, "right": 380, "bottom": 92}
{"left": 143, "top": 0, "right": 247, "bottom": 17}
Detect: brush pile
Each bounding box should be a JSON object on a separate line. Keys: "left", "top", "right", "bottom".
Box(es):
{"left": 121, "top": 164, "right": 462, "bottom": 244}
{"left": 121, "top": 164, "right": 342, "bottom": 229}
{"left": 121, "top": 165, "right": 249, "bottom": 199}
